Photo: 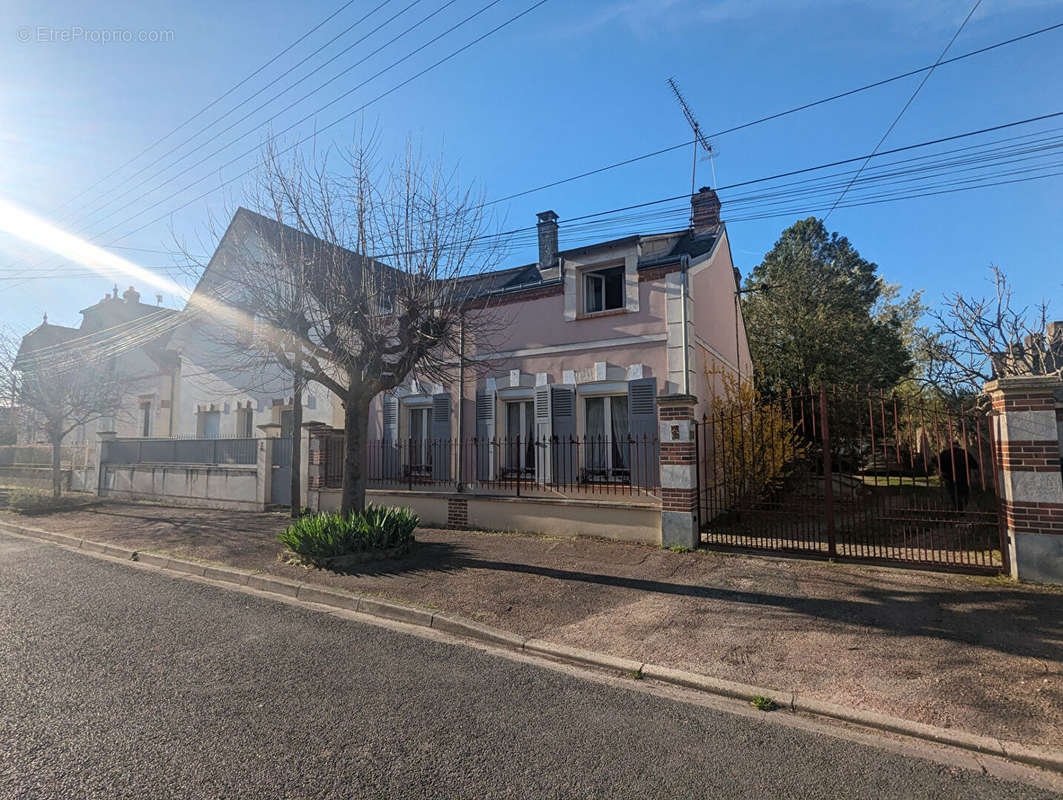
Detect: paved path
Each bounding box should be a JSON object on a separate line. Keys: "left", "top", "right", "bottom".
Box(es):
{"left": 0, "top": 532, "right": 1056, "bottom": 799}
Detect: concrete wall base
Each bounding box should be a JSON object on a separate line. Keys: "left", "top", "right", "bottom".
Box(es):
{"left": 101, "top": 464, "right": 264, "bottom": 512}
{"left": 308, "top": 488, "right": 661, "bottom": 545}
{"left": 1011, "top": 531, "right": 1063, "bottom": 584}
{"left": 660, "top": 509, "right": 698, "bottom": 549}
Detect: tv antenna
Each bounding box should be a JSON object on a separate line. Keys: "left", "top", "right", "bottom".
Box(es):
{"left": 667, "top": 77, "right": 717, "bottom": 203}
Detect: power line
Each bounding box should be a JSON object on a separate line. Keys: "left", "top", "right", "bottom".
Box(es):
{"left": 483, "top": 20, "right": 1063, "bottom": 208}
{"left": 823, "top": 0, "right": 982, "bottom": 220}
{"left": 100, "top": 0, "right": 552, "bottom": 245}
{"left": 21, "top": 17, "right": 1058, "bottom": 278}
{"left": 73, "top": 0, "right": 514, "bottom": 242}
{"left": 68, "top": 0, "right": 434, "bottom": 230}
{"left": 52, "top": 0, "right": 367, "bottom": 216}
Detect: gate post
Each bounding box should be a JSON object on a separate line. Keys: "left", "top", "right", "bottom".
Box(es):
{"left": 659, "top": 394, "right": 699, "bottom": 550}
{"left": 985, "top": 376, "right": 1063, "bottom": 584}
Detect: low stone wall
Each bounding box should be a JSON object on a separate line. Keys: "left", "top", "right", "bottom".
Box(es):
{"left": 101, "top": 463, "right": 265, "bottom": 512}
{"left": 310, "top": 488, "right": 661, "bottom": 545}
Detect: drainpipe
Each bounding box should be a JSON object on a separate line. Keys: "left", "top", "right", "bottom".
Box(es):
{"left": 680, "top": 254, "right": 691, "bottom": 395}
{"left": 456, "top": 313, "right": 465, "bottom": 492}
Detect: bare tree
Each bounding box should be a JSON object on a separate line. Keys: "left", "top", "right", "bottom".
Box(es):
{"left": 0, "top": 329, "right": 128, "bottom": 497}
{"left": 924, "top": 266, "right": 1062, "bottom": 398}
{"left": 186, "top": 134, "right": 505, "bottom": 515}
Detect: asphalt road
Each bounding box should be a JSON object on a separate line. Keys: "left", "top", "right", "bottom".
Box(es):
{"left": 0, "top": 532, "right": 1057, "bottom": 800}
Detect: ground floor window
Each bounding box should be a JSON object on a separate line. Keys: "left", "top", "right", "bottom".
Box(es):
{"left": 584, "top": 395, "right": 629, "bottom": 480}
{"left": 503, "top": 400, "right": 535, "bottom": 477}
{"left": 139, "top": 401, "right": 151, "bottom": 437}
{"left": 407, "top": 406, "right": 433, "bottom": 475}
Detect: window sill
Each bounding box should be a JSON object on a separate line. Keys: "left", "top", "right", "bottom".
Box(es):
{"left": 577, "top": 307, "right": 629, "bottom": 320}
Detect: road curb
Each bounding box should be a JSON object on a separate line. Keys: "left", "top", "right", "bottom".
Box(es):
{"left": 3, "top": 517, "right": 1062, "bottom": 775}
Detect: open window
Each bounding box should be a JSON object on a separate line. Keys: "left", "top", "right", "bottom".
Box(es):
{"left": 583, "top": 266, "right": 625, "bottom": 314}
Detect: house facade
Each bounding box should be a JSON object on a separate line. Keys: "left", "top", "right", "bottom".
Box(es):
{"left": 364, "top": 188, "right": 751, "bottom": 489}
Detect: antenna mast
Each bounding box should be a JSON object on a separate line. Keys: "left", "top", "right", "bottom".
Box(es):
{"left": 667, "top": 77, "right": 716, "bottom": 220}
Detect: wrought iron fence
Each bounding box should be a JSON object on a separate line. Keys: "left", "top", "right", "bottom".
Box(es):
{"left": 696, "top": 386, "right": 1005, "bottom": 573}
{"left": 321, "top": 434, "right": 661, "bottom": 497}
{"left": 101, "top": 436, "right": 260, "bottom": 466}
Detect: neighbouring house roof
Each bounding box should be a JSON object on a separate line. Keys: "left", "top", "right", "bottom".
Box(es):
{"left": 14, "top": 322, "right": 79, "bottom": 368}
{"left": 16, "top": 290, "right": 180, "bottom": 373}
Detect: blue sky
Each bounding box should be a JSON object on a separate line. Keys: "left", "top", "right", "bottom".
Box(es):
{"left": 1, "top": 0, "right": 1061, "bottom": 336}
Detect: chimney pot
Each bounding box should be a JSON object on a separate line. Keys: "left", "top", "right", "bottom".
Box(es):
{"left": 536, "top": 210, "right": 559, "bottom": 274}
{"left": 691, "top": 187, "right": 722, "bottom": 236}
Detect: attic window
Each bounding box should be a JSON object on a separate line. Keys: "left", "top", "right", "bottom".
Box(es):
{"left": 584, "top": 266, "right": 625, "bottom": 314}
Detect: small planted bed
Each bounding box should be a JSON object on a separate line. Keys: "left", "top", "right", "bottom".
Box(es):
{"left": 278, "top": 504, "right": 419, "bottom": 569}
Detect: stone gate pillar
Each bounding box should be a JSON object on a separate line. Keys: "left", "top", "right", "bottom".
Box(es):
{"left": 658, "top": 394, "right": 699, "bottom": 549}
{"left": 985, "top": 376, "right": 1063, "bottom": 583}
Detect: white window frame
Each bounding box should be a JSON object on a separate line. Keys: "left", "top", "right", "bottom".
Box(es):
{"left": 582, "top": 393, "right": 630, "bottom": 479}
{"left": 139, "top": 401, "right": 152, "bottom": 437}
{"left": 503, "top": 399, "right": 535, "bottom": 477}
{"left": 407, "top": 405, "right": 433, "bottom": 473}
{"left": 582, "top": 265, "right": 626, "bottom": 314}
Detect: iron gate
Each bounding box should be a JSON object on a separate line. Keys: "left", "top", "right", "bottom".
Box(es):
{"left": 695, "top": 387, "right": 1006, "bottom": 573}
{"left": 270, "top": 437, "right": 293, "bottom": 506}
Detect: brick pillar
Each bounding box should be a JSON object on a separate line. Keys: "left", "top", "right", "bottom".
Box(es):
{"left": 986, "top": 376, "right": 1063, "bottom": 584}
{"left": 658, "top": 394, "right": 699, "bottom": 549}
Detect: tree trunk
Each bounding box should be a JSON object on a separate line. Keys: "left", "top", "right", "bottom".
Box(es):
{"left": 51, "top": 437, "right": 62, "bottom": 498}
{"left": 340, "top": 394, "right": 370, "bottom": 516}
{"left": 290, "top": 377, "right": 303, "bottom": 518}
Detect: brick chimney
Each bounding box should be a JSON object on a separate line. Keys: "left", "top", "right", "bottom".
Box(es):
{"left": 122, "top": 285, "right": 141, "bottom": 304}
{"left": 691, "top": 187, "right": 721, "bottom": 236}
{"left": 537, "top": 210, "right": 559, "bottom": 273}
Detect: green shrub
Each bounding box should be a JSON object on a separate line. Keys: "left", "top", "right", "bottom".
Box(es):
{"left": 751, "top": 696, "right": 779, "bottom": 712}
{"left": 278, "top": 504, "right": 419, "bottom": 567}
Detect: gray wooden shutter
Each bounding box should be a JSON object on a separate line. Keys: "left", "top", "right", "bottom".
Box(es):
{"left": 382, "top": 395, "right": 399, "bottom": 481}
{"left": 430, "top": 393, "right": 451, "bottom": 481}
{"left": 382, "top": 396, "right": 399, "bottom": 441}
{"left": 628, "top": 378, "right": 658, "bottom": 487}
{"left": 475, "top": 389, "right": 495, "bottom": 481}
{"left": 534, "top": 386, "right": 552, "bottom": 482}
{"left": 550, "top": 386, "right": 577, "bottom": 486}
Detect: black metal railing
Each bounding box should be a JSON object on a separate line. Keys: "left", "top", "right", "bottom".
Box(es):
{"left": 321, "top": 434, "right": 663, "bottom": 498}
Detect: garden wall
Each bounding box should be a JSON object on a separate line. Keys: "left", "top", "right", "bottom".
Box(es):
{"left": 309, "top": 487, "right": 661, "bottom": 545}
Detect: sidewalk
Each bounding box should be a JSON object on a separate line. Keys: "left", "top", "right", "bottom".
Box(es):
{"left": 4, "top": 501, "right": 1060, "bottom": 748}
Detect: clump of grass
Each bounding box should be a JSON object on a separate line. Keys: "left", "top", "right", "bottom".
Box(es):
{"left": 6, "top": 488, "right": 95, "bottom": 515}
{"left": 278, "top": 504, "right": 419, "bottom": 567}
{"left": 630, "top": 668, "right": 644, "bottom": 680}
{"left": 751, "top": 696, "right": 778, "bottom": 712}
{"left": 666, "top": 544, "right": 691, "bottom": 553}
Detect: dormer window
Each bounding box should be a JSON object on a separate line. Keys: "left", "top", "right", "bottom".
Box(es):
{"left": 584, "top": 266, "right": 625, "bottom": 314}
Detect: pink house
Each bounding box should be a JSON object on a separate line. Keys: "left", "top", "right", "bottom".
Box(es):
{"left": 360, "top": 188, "right": 752, "bottom": 499}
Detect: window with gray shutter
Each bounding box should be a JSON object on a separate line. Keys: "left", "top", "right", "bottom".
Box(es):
{"left": 430, "top": 393, "right": 451, "bottom": 481}
{"left": 550, "top": 386, "right": 577, "bottom": 485}
{"left": 381, "top": 396, "right": 400, "bottom": 480}
{"left": 475, "top": 389, "right": 496, "bottom": 482}
{"left": 627, "top": 378, "right": 658, "bottom": 487}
